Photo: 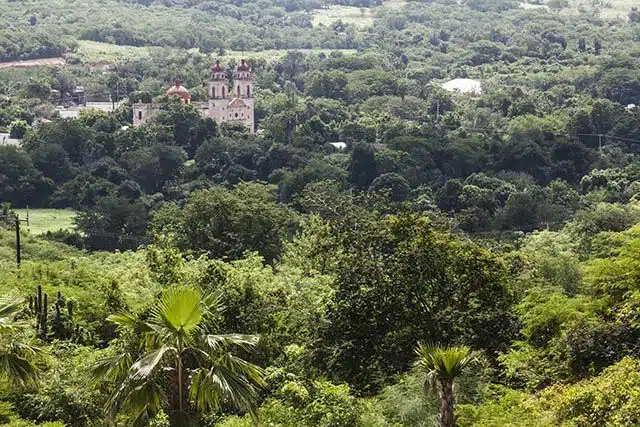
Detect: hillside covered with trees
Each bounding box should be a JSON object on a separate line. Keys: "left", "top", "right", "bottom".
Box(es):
{"left": 2, "top": 0, "right": 640, "bottom": 425}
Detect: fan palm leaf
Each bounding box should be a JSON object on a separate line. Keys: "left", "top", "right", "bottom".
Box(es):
{"left": 152, "top": 286, "right": 202, "bottom": 337}
{"left": 0, "top": 296, "right": 25, "bottom": 333}
{"left": 129, "top": 345, "right": 177, "bottom": 381}
{"left": 0, "top": 351, "right": 39, "bottom": 388}
{"left": 90, "top": 352, "right": 134, "bottom": 384}
{"left": 94, "top": 286, "right": 265, "bottom": 423}
{"left": 190, "top": 364, "right": 262, "bottom": 420}
{"left": 0, "top": 296, "right": 43, "bottom": 389}
{"left": 203, "top": 333, "right": 260, "bottom": 353}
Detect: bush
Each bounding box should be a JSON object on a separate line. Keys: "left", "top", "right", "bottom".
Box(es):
{"left": 11, "top": 345, "right": 106, "bottom": 427}
{"left": 549, "top": 357, "right": 640, "bottom": 426}
{"left": 8, "top": 120, "right": 29, "bottom": 139}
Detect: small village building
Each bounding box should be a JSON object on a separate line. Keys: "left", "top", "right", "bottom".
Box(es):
{"left": 441, "top": 78, "right": 482, "bottom": 95}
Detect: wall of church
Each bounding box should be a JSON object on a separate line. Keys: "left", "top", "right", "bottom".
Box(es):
{"left": 132, "top": 103, "right": 157, "bottom": 127}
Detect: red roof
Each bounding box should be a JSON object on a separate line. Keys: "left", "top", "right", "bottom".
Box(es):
{"left": 237, "top": 59, "right": 250, "bottom": 71}
{"left": 166, "top": 80, "right": 191, "bottom": 100}
{"left": 212, "top": 60, "right": 223, "bottom": 72}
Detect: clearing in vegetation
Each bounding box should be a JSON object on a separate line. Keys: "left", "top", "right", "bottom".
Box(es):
{"left": 14, "top": 209, "right": 76, "bottom": 235}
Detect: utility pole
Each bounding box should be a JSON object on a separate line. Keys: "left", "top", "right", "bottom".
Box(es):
{"left": 15, "top": 214, "right": 21, "bottom": 270}
{"left": 1, "top": 213, "right": 28, "bottom": 276}
{"left": 598, "top": 134, "right": 603, "bottom": 153}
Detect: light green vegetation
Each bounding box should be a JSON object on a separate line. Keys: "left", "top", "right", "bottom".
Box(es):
{"left": 74, "top": 40, "right": 151, "bottom": 65}
{"left": 220, "top": 48, "right": 358, "bottom": 62}
{"left": 75, "top": 40, "right": 357, "bottom": 66}
{"left": 546, "top": 0, "right": 636, "bottom": 19}
{"left": 312, "top": 5, "right": 376, "bottom": 27}
{"left": 594, "top": 0, "right": 637, "bottom": 19}
{"left": 0, "top": 228, "right": 158, "bottom": 314}
{"left": 312, "top": 0, "right": 405, "bottom": 28}
{"left": 14, "top": 209, "right": 76, "bottom": 235}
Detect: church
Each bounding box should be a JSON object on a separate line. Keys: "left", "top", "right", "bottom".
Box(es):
{"left": 132, "top": 60, "right": 255, "bottom": 133}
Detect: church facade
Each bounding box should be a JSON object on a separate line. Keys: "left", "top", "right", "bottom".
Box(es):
{"left": 132, "top": 60, "right": 255, "bottom": 133}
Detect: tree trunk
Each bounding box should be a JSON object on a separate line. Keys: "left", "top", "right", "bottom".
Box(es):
{"left": 178, "top": 356, "right": 183, "bottom": 413}
{"left": 438, "top": 379, "right": 455, "bottom": 427}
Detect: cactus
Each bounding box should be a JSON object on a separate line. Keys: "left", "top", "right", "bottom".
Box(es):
{"left": 29, "top": 287, "right": 82, "bottom": 342}
{"left": 34, "top": 285, "right": 43, "bottom": 330}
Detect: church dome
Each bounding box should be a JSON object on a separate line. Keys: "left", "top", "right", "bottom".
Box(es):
{"left": 166, "top": 79, "right": 191, "bottom": 101}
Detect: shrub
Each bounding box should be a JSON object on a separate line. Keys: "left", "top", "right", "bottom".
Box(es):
{"left": 8, "top": 120, "right": 29, "bottom": 139}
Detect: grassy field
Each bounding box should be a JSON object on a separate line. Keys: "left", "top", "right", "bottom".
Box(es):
{"left": 14, "top": 209, "right": 76, "bottom": 235}
{"left": 75, "top": 40, "right": 357, "bottom": 65}
{"left": 539, "top": 0, "right": 635, "bottom": 19}
{"left": 75, "top": 40, "right": 152, "bottom": 64}
{"left": 589, "top": 0, "right": 635, "bottom": 19}
{"left": 220, "top": 48, "right": 358, "bottom": 61}
{"left": 312, "top": 5, "right": 376, "bottom": 27}
{"left": 312, "top": 0, "right": 405, "bottom": 27}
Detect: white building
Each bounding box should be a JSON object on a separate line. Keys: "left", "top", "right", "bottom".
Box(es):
{"left": 133, "top": 60, "right": 255, "bottom": 133}
{"left": 442, "top": 78, "right": 483, "bottom": 95}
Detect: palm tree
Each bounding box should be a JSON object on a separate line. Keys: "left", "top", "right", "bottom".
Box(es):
{"left": 0, "top": 296, "right": 43, "bottom": 388}
{"left": 92, "top": 286, "right": 266, "bottom": 426}
{"left": 414, "top": 343, "right": 476, "bottom": 427}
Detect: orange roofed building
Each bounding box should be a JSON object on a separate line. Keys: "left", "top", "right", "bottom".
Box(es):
{"left": 132, "top": 60, "right": 255, "bottom": 133}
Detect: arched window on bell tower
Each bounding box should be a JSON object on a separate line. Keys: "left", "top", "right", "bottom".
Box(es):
{"left": 237, "top": 85, "right": 241, "bottom": 97}
{"left": 222, "top": 87, "right": 226, "bottom": 98}
{"left": 212, "top": 87, "right": 216, "bottom": 99}
{"left": 247, "top": 85, "right": 250, "bottom": 97}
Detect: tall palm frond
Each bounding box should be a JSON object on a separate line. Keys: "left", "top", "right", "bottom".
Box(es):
{"left": 107, "top": 312, "right": 162, "bottom": 349}
{"left": 0, "top": 296, "right": 24, "bottom": 333}
{"left": 0, "top": 297, "right": 42, "bottom": 388}
{"left": 129, "top": 345, "right": 177, "bottom": 381}
{"left": 152, "top": 286, "right": 203, "bottom": 337}
{"left": 191, "top": 333, "right": 265, "bottom": 419}
{"left": 0, "top": 350, "right": 40, "bottom": 388}
{"left": 90, "top": 351, "right": 134, "bottom": 384}
{"left": 190, "top": 361, "right": 264, "bottom": 420}
{"left": 203, "top": 333, "right": 260, "bottom": 353}
{"left": 107, "top": 375, "right": 167, "bottom": 426}
{"left": 201, "top": 290, "right": 226, "bottom": 318}
{"left": 94, "top": 286, "right": 265, "bottom": 423}
{"left": 414, "top": 343, "right": 476, "bottom": 392}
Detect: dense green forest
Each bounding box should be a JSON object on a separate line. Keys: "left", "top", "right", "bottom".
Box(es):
{"left": 2, "top": 0, "right": 640, "bottom": 424}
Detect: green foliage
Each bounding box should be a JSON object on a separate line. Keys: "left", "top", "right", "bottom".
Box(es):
{"left": 218, "top": 375, "right": 361, "bottom": 427}
{"left": 0, "top": 297, "right": 43, "bottom": 389}
{"left": 0, "top": 146, "right": 53, "bottom": 207}
{"left": 152, "top": 183, "right": 299, "bottom": 262}
{"left": 548, "top": 357, "right": 640, "bottom": 426}
{"left": 8, "top": 120, "right": 28, "bottom": 139}
{"left": 4, "top": 0, "right": 640, "bottom": 424}
{"left": 13, "top": 344, "right": 106, "bottom": 426}
{"left": 457, "top": 386, "right": 554, "bottom": 427}
{"left": 92, "top": 286, "right": 266, "bottom": 424}
{"left": 314, "top": 214, "right": 517, "bottom": 392}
